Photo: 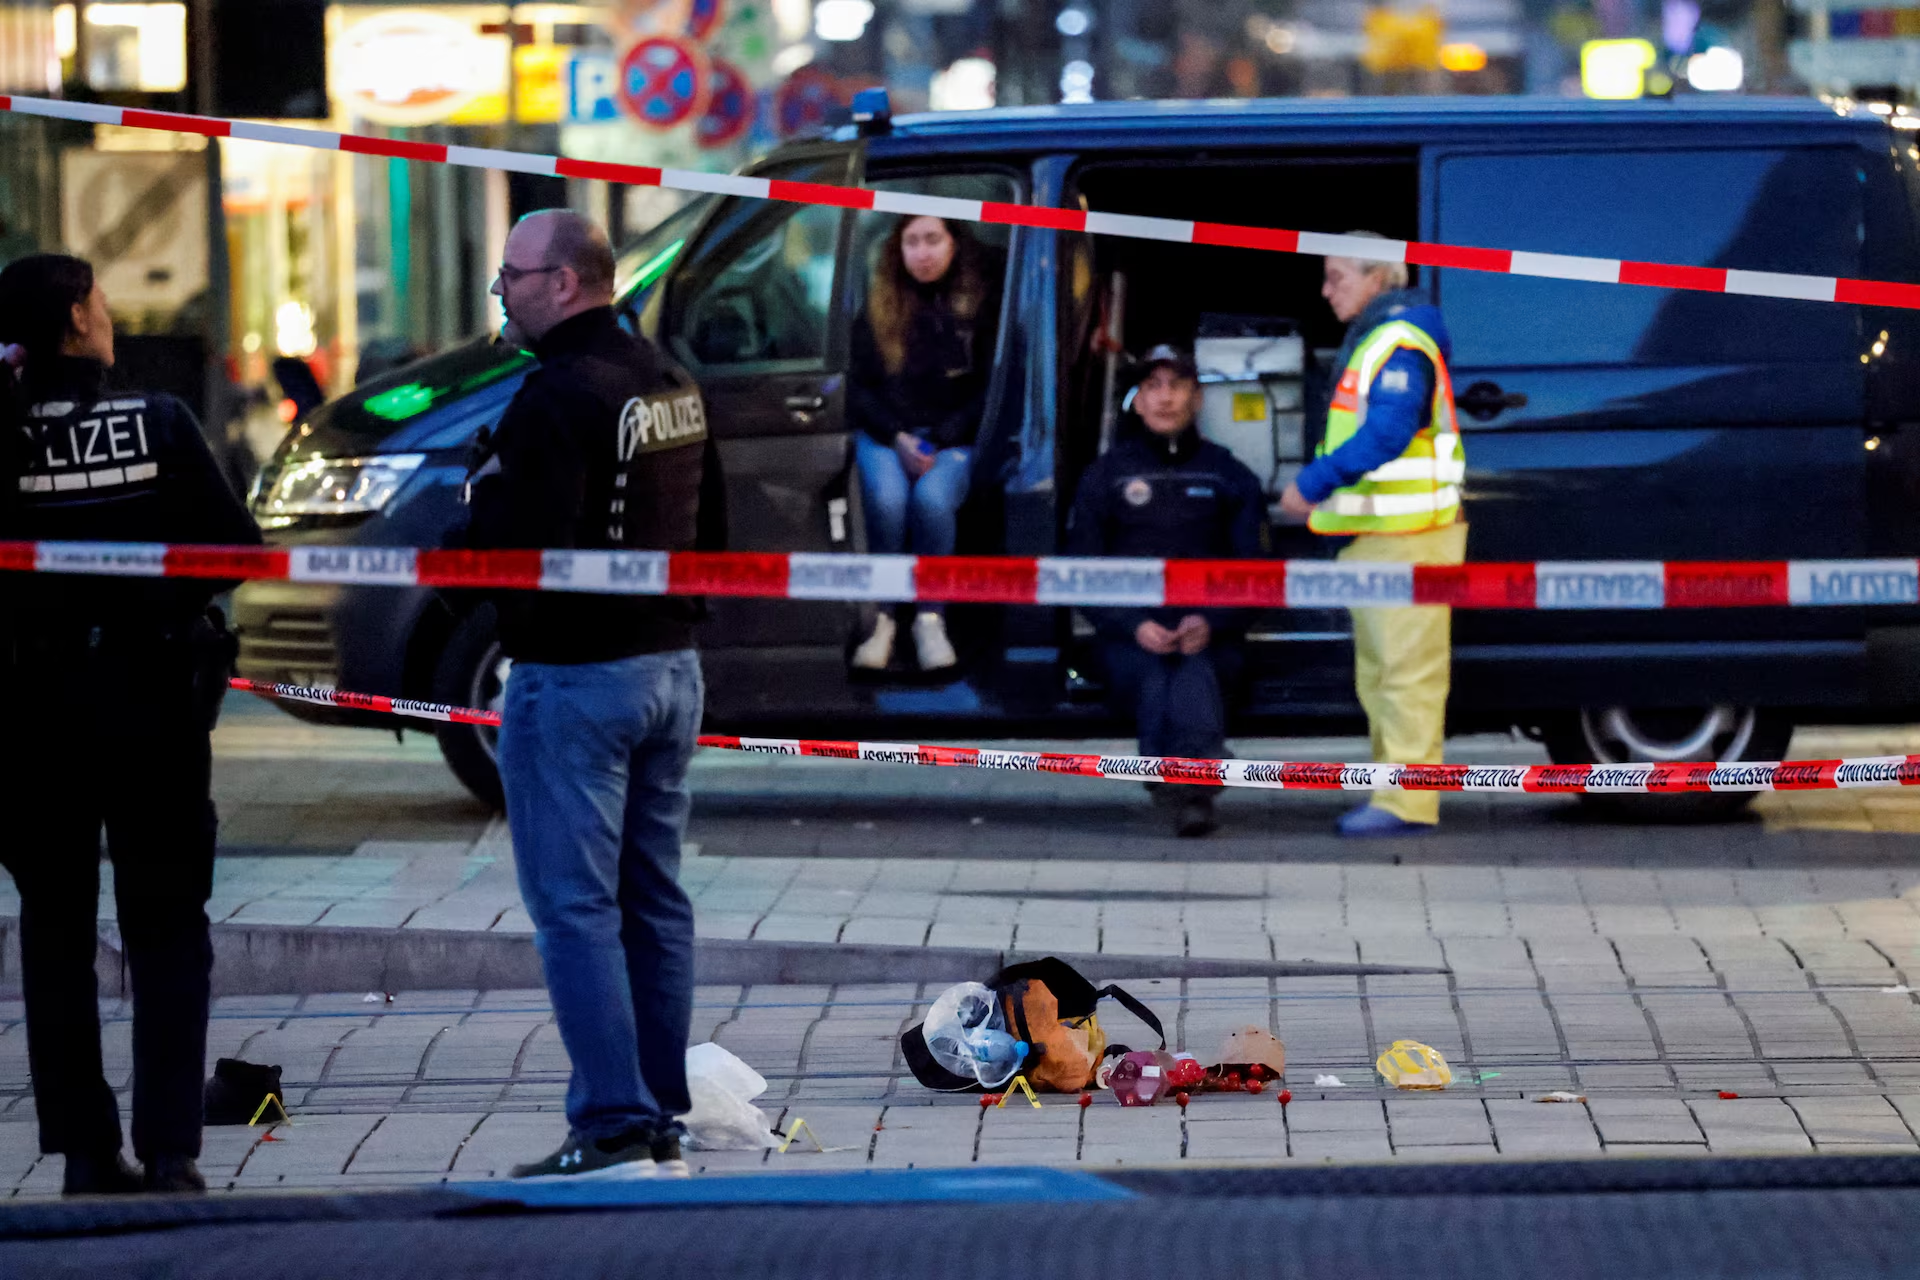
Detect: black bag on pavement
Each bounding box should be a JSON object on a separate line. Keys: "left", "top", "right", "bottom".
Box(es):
{"left": 203, "top": 1057, "right": 284, "bottom": 1125}
{"left": 900, "top": 956, "right": 1166, "bottom": 1092}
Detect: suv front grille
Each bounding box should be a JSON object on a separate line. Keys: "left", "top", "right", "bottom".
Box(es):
{"left": 237, "top": 607, "right": 338, "bottom": 685}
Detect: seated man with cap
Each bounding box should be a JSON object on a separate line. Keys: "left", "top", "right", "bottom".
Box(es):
{"left": 1065, "top": 344, "right": 1269, "bottom": 837}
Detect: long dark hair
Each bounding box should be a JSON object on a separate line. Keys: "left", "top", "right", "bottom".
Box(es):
{"left": 867, "top": 217, "right": 988, "bottom": 376}
{"left": 0, "top": 253, "right": 94, "bottom": 379}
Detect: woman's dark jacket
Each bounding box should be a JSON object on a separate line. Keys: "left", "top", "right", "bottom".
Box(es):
{"left": 848, "top": 251, "right": 1004, "bottom": 452}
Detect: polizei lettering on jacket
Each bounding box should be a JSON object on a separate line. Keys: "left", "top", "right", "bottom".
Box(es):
{"left": 617, "top": 390, "right": 707, "bottom": 461}
{"left": 16, "top": 398, "right": 158, "bottom": 495}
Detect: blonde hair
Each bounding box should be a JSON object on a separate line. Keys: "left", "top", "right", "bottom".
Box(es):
{"left": 1333, "top": 229, "right": 1409, "bottom": 290}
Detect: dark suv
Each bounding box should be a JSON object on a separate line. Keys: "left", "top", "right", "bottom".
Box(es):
{"left": 235, "top": 95, "right": 1920, "bottom": 817}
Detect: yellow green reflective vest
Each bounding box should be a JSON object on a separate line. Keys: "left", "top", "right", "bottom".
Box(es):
{"left": 1308, "top": 318, "right": 1465, "bottom": 536}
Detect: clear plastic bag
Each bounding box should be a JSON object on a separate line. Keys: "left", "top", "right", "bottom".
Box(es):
{"left": 681, "top": 1042, "right": 779, "bottom": 1150}
{"left": 922, "top": 981, "right": 1024, "bottom": 1088}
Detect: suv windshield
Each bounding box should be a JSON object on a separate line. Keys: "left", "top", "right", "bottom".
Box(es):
{"left": 281, "top": 194, "right": 718, "bottom": 449}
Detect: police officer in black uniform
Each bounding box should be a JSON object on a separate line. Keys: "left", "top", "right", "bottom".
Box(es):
{"left": 1066, "top": 345, "right": 1269, "bottom": 838}
{"left": 0, "top": 254, "right": 261, "bottom": 1194}
{"left": 461, "top": 210, "right": 719, "bottom": 1182}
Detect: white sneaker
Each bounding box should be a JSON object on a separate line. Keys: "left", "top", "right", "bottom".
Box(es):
{"left": 851, "top": 614, "right": 896, "bottom": 670}
{"left": 913, "top": 612, "right": 957, "bottom": 671}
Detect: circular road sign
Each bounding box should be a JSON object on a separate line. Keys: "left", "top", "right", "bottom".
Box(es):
{"left": 774, "top": 65, "right": 843, "bottom": 138}
{"left": 696, "top": 58, "right": 754, "bottom": 149}
{"left": 618, "top": 35, "right": 712, "bottom": 130}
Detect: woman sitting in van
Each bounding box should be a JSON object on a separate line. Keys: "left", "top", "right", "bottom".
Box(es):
{"left": 848, "top": 215, "right": 1003, "bottom": 672}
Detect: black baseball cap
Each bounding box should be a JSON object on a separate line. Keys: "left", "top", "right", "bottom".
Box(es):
{"left": 1135, "top": 343, "right": 1198, "bottom": 384}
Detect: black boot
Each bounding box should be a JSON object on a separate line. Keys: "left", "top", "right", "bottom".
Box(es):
{"left": 62, "top": 1150, "right": 143, "bottom": 1196}
{"left": 143, "top": 1155, "right": 206, "bottom": 1193}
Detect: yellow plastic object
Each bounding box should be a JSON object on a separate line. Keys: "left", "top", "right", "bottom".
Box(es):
{"left": 778, "top": 1118, "right": 825, "bottom": 1153}
{"left": 1375, "top": 1039, "right": 1453, "bottom": 1090}
{"left": 247, "top": 1093, "right": 293, "bottom": 1127}
{"left": 996, "top": 1075, "right": 1042, "bottom": 1108}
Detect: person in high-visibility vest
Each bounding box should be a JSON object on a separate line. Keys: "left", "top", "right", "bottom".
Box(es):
{"left": 1280, "top": 233, "right": 1467, "bottom": 836}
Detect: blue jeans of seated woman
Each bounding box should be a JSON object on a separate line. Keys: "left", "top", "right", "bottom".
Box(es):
{"left": 855, "top": 433, "right": 972, "bottom": 614}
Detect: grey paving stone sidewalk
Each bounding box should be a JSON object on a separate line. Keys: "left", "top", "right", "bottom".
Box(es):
{"left": 4, "top": 967, "right": 1920, "bottom": 1198}
{"left": 3, "top": 709, "right": 1919, "bottom": 1196}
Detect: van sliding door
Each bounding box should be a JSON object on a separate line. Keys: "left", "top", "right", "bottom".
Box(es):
{"left": 1426, "top": 144, "right": 1868, "bottom": 708}
{"left": 1429, "top": 145, "right": 1866, "bottom": 560}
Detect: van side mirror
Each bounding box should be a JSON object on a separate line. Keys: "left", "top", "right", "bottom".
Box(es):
{"left": 852, "top": 87, "right": 891, "bottom": 136}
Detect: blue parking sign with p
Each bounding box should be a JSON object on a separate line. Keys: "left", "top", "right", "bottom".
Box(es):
{"left": 568, "top": 52, "right": 619, "bottom": 123}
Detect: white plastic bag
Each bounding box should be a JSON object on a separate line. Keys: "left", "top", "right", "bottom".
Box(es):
{"left": 680, "top": 1042, "right": 779, "bottom": 1150}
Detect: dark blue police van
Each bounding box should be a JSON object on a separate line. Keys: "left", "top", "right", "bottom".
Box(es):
{"left": 234, "top": 94, "right": 1920, "bottom": 817}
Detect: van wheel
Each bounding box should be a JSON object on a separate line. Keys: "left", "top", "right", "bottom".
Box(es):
{"left": 432, "top": 605, "right": 508, "bottom": 812}
{"left": 1541, "top": 705, "right": 1793, "bottom": 822}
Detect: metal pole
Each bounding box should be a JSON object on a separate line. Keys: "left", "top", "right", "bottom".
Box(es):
{"left": 191, "top": 0, "right": 233, "bottom": 453}
{"left": 1097, "top": 271, "right": 1126, "bottom": 456}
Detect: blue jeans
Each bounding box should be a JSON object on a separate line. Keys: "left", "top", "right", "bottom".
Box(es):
{"left": 1102, "top": 641, "right": 1242, "bottom": 760}
{"left": 496, "top": 649, "right": 704, "bottom": 1142}
{"left": 856, "top": 434, "right": 972, "bottom": 612}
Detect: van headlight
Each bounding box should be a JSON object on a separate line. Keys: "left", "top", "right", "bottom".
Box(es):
{"left": 258, "top": 453, "right": 426, "bottom": 517}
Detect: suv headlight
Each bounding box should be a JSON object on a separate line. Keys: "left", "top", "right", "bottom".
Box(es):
{"left": 257, "top": 453, "right": 426, "bottom": 517}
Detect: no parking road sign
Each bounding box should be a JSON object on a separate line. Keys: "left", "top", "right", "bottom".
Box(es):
{"left": 619, "top": 35, "right": 712, "bottom": 130}
{"left": 697, "top": 58, "right": 753, "bottom": 149}
{"left": 774, "top": 65, "right": 842, "bottom": 138}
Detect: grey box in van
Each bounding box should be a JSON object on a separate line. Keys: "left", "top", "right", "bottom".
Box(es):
{"left": 234, "top": 96, "right": 1920, "bottom": 819}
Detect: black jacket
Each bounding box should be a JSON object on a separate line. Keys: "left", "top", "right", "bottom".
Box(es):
{"left": 848, "top": 254, "right": 1003, "bottom": 451}
{"left": 0, "top": 356, "right": 260, "bottom": 632}
{"left": 1065, "top": 418, "right": 1269, "bottom": 643}
{"left": 462, "top": 308, "right": 715, "bottom": 664}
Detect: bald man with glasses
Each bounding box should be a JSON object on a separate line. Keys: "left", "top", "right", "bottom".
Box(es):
{"left": 464, "top": 209, "right": 722, "bottom": 1182}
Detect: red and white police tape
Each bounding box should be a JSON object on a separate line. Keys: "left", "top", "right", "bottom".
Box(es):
{"left": 4, "top": 93, "right": 1919, "bottom": 312}
{"left": 230, "top": 677, "right": 1920, "bottom": 794}
{"left": 11, "top": 542, "right": 1920, "bottom": 609}
{"left": 230, "top": 678, "right": 499, "bottom": 727}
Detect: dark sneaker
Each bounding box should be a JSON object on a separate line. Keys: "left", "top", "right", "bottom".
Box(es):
{"left": 1143, "top": 782, "right": 1180, "bottom": 809}
{"left": 510, "top": 1131, "right": 656, "bottom": 1182}
{"left": 62, "top": 1150, "right": 142, "bottom": 1196}
{"left": 650, "top": 1133, "right": 690, "bottom": 1179}
{"left": 1174, "top": 794, "right": 1218, "bottom": 838}
{"left": 143, "top": 1155, "right": 206, "bottom": 1194}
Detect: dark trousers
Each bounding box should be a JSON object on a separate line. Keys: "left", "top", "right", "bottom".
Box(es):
{"left": 1101, "top": 641, "right": 1242, "bottom": 759}
{"left": 0, "top": 631, "right": 216, "bottom": 1160}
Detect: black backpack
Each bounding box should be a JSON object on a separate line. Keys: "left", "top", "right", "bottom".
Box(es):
{"left": 203, "top": 1057, "right": 284, "bottom": 1125}
{"left": 901, "top": 956, "right": 1166, "bottom": 1092}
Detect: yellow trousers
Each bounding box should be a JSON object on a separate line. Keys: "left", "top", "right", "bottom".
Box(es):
{"left": 1337, "top": 522, "right": 1469, "bottom": 825}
